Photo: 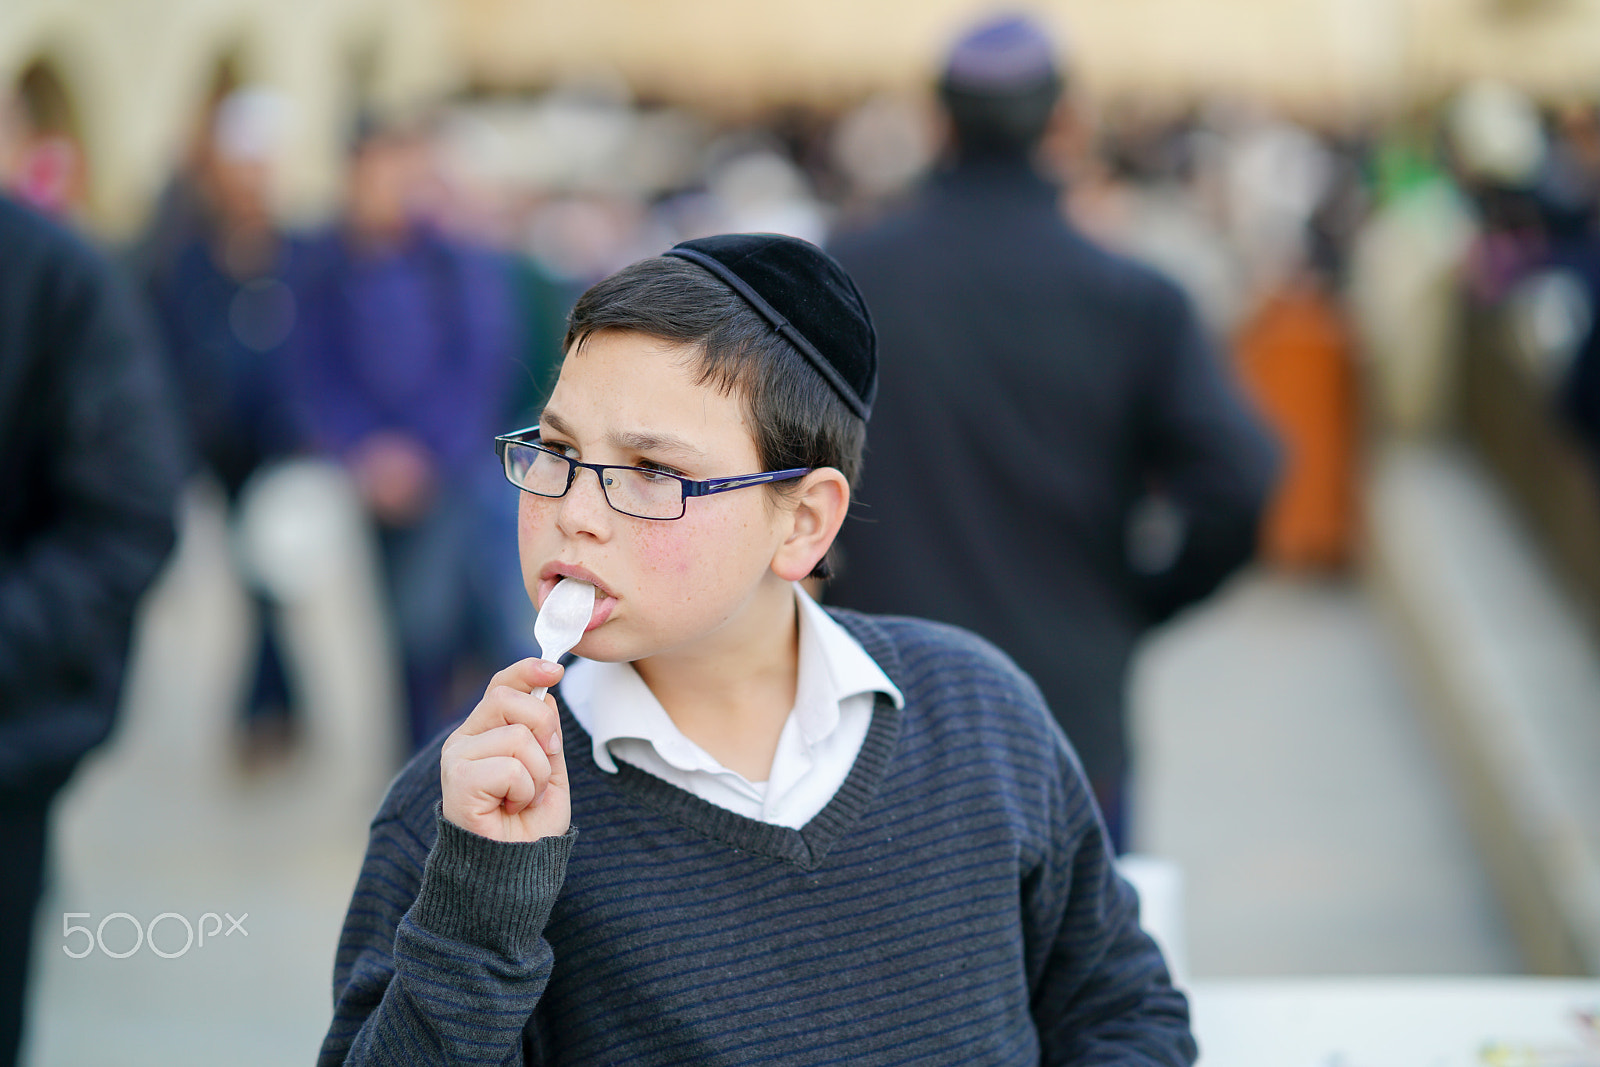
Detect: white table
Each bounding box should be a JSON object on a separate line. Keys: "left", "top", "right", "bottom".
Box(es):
{"left": 1187, "top": 976, "right": 1600, "bottom": 1066}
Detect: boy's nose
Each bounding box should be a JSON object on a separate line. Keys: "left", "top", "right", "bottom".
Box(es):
{"left": 555, "top": 464, "right": 615, "bottom": 537}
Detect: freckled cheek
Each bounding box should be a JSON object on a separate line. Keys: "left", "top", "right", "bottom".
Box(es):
{"left": 517, "top": 495, "right": 556, "bottom": 539}
{"left": 630, "top": 520, "right": 701, "bottom": 578}
{"left": 516, "top": 497, "right": 563, "bottom": 576}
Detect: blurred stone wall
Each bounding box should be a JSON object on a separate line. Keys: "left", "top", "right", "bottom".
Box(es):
{"left": 0, "top": 0, "right": 458, "bottom": 236}
{"left": 7, "top": 0, "right": 1600, "bottom": 236}
{"left": 455, "top": 0, "right": 1600, "bottom": 115}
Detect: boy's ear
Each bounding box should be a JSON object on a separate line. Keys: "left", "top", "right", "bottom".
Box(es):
{"left": 771, "top": 468, "right": 850, "bottom": 583}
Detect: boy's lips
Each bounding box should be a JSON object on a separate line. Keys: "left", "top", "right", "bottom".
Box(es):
{"left": 537, "top": 565, "right": 616, "bottom": 632}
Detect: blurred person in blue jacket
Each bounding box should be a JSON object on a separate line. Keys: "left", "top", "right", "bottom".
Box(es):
{"left": 0, "top": 194, "right": 185, "bottom": 1066}
{"left": 144, "top": 87, "right": 309, "bottom": 762}
{"left": 291, "top": 115, "right": 524, "bottom": 749}
{"left": 826, "top": 15, "right": 1278, "bottom": 852}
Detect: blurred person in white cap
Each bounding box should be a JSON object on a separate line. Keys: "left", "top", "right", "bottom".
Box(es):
{"left": 1445, "top": 79, "right": 1551, "bottom": 304}
{"left": 144, "top": 86, "right": 311, "bottom": 765}
{"left": 827, "top": 12, "right": 1279, "bottom": 852}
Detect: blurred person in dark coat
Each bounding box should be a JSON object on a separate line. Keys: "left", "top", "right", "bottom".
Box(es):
{"left": 0, "top": 195, "right": 185, "bottom": 1065}
{"left": 826, "top": 15, "right": 1278, "bottom": 852}
{"left": 291, "top": 117, "right": 522, "bottom": 750}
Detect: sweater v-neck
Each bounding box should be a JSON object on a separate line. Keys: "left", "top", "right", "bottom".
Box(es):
{"left": 555, "top": 610, "right": 904, "bottom": 872}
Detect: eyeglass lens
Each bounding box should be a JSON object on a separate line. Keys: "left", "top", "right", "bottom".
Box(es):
{"left": 505, "top": 442, "right": 683, "bottom": 519}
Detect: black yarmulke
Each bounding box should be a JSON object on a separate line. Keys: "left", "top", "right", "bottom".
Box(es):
{"left": 664, "top": 234, "right": 877, "bottom": 420}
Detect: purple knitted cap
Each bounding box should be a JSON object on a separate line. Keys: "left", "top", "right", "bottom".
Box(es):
{"left": 942, "top": 13, "right": 1059, "bottom": 93}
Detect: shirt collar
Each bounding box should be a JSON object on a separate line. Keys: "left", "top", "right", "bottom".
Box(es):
{"left": 562, "top": 584, "right": 903, "bottom": 775}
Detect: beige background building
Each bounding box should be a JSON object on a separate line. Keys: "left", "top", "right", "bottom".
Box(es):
{"left": 5, "top": 0, "right": 1600, "bottom": 235}
{"left": 1, "top": 0, "right": 456, "bottom": 235}
{"left": 454, "top": 0, "right": 1600, "bottom": 110}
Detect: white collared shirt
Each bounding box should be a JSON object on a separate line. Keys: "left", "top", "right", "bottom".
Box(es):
{"left": 559, "top": 585, "right": 903, "bottom": 829}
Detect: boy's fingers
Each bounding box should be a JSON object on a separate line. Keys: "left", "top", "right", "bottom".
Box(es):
{"left": 484, "top": 658, "right": 563, "bottom": 697}
{"left": 449, "top": 755, "right": 538, "bottom": 816}
{"left": 457, "top": 681, "right": 563, "bottom": 752}
{"left": 441, "top": 660, "right": 573, "bottom": 836}
{"left": 444, "top": 724, "right": 553, "bottom": 790}
{"left": 543, "top": 734, "right": 569, "bottom": 799}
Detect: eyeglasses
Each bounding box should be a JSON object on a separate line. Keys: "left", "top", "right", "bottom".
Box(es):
{"left": 494, "top": 425, "right": 812, "bottom": 521}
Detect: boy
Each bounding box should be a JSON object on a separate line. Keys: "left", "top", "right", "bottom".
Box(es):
{"left": 321, "top": 234, "right": 1196, "bottom": 1064}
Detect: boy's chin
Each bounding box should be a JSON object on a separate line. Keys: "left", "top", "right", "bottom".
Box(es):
{"left": 572, "top": 627, "right": 683, "bottom": 667}
{"left": 569, "top": 631, "right": 631, "bottom": 664}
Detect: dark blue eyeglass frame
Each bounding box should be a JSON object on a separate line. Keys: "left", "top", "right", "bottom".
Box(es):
{"left": 493, "top": 425, "right": 813, "bottom": 520}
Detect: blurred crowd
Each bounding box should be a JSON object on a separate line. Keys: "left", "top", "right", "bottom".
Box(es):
{"left": 7, "top": 68, "right": 1600, "bottom": 769}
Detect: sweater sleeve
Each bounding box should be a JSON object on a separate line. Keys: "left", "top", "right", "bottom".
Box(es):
{"left": 319, "top": 805, "right": 575, "bottom": 1065}
{"left": 1027, "top": 746, "right": 1198, "bottom": 1065}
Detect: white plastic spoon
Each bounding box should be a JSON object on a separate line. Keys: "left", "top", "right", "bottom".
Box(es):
{"left": 530, "top": 578, "right": 595, "bottom": 700}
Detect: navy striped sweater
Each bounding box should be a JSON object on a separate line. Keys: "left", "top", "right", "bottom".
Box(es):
{"left": 321, "top": 610, "right": 1196, "bottom": 1064}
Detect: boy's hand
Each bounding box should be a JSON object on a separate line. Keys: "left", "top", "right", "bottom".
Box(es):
{"left": 441, "top": 659, "right": 570, "bottom": 843}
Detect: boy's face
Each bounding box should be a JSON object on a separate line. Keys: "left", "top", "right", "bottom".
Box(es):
{"left": 521, "top": 329, "right": 798, "bottom": 665}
